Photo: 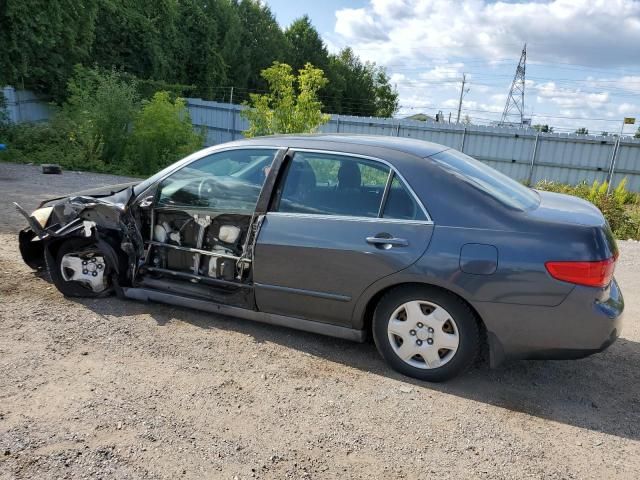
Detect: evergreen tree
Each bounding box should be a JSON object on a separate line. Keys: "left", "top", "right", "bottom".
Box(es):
{"left": 0, "top": 0, "right": 99, "bottom": 100}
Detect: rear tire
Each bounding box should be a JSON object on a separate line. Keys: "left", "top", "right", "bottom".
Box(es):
{"left": 372, "top": 285, "right": 480, "bottom": 382}
{"left": 47, "top": 238, "right": 113, "bottom": 298}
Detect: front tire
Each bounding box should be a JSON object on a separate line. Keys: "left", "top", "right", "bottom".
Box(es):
{"left": 47, "top": 238, "right": 113, "bottom": 298}
{"left": 372, "top": 286, "right": 481, "bottom": 382}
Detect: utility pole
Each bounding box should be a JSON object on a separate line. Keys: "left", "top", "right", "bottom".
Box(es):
{"left": 456, "top": 73, "right": 467, "bottom": 123}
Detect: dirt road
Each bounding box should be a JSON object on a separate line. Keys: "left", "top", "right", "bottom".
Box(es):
{"left": 1, "top": 163, "right": 639, "bottom": 479}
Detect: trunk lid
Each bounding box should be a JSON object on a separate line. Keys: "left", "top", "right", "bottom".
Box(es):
{"left": 529, "top": 190, "right": 618, "bottom": 262}
{"left": 529, "top": 190, "right": 607, "bottom": 227}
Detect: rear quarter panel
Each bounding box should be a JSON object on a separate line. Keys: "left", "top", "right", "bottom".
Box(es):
{"left": 351, "top": 219, "right": 616, "bottom": 328}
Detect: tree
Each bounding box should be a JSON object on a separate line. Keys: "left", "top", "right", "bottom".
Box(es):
{"left": 0, "top": 0, "right": 99, "bottom": 100}
{"left": 635, "top": 126, "right": 640, "bottom": 139}
{"left": 237, "top": 0, "right": 290, "bottom": 99}
{"left": 242, "top": 62, "right": 329, "bottom": 137}
{"left": 172, "top": 0, "right": 226, "bottom": 99}
{"left": 208, "top": 0, "right": 248, "bottom": 93}
{"left": 533, "top": 124, "right": 553, "bottom": 133}
{"left": 371, "top": 68, "right": 399, "bottom": 118}
{"left": 1, "top": 2, "right": 399, "bottom": 117}
{"left": 575, "top": 127, "right": 589, "bottom": 135}
{"left": 284, "top": 16, "right": 330, "bottom": 75}
{"left": 91, "top": 0, "right": 178, "bottom": 83}
{"left": 324, "top": 48, "right": 398, "bottom": 117}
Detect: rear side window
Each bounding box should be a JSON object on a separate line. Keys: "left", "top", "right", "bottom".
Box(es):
{"left": 277, "top": 152, "right": 390, "bottom": 218}
{"left": 431, "top": 149, "right": 540, "bottom": 210}
{"left": 275, "top": 152, "right": 428, "bottom": 221}
{"left": 383, "top": 175, "right": 427, "bottom": 221}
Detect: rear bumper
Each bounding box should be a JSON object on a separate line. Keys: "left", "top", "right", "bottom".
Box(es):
{"left": 476, "top": 278, "right": 624, "bottom": 366}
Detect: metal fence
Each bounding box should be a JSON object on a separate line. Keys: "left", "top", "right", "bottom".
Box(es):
{"left": 187, "top": 98, "right": 640, "bottom": 191}
{"left": 3, "top": 88, "right": 640, "bottom": 191}
{"left": 2, "top": 86, "right": 52, "bottom": 124}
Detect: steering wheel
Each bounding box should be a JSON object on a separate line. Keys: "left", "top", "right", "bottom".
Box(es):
{"left": 197, "top": 178, "right": 218, "bottom": 206}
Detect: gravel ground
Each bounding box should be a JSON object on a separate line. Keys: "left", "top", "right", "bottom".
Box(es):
{"left": 1, "top": 162, "right": 639, "bottom": 479}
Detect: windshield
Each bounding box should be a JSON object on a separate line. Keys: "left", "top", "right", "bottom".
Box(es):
{"left": 133, "top": 150, "right": 207, "bottom": 196}
{"left": 430, "top": 149, "right": 540, "bottom": 211}
{"left": 155, "top": 149, "right": 276, "bottom": 213}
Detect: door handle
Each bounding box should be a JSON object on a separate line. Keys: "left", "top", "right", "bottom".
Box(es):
{"left": 366, "top": 236, "right": 409, "bottom": 247}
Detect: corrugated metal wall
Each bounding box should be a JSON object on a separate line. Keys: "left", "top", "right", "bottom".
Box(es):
{"left": 4, "top": 88, "right": 638, "bottom": 191}
{"left": 187, "top": 98, "right": 640, "bottom": 191}
{"left": 2, "top": 87, "right": 52, "bottom": 124}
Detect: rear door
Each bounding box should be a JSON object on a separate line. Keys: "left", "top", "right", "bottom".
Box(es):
{"left": 253, "top": 149, "right": 434, "bottom": 327}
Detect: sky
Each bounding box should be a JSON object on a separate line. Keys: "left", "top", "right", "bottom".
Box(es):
{"left": 265, "top": 0, "right": 640, "bottom": 135}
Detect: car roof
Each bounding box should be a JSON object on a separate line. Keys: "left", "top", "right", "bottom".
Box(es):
{"left": 226, "top": 134, "right": 449, "bottom": 158}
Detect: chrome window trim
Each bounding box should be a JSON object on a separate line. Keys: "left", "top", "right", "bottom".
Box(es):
{"left": 268, "top": 211, "right": 433, "bottom": 226}
{"left": 281, "top": 148, "right": 433, "bottom": 222}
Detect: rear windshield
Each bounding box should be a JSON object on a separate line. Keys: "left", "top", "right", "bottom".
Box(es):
{"left": 430, "top": 149, "right": 540, "bottom": 211}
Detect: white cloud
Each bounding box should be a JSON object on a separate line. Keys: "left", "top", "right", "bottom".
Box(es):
{"left": 587, "top": 76, "right": 640, "bottom": 95}
{"left": 334, "top": 0, "right": 640, "bottom": 67}
{"left": 418, "top": 64, "right": 464, "bottom": 82}
{"left": 533, "top": 81, "right": 609, "bottom": 109}
{"left": 328, "top": 0, "right": 640, "bottom": 132}
{"left": 389, "top": 72, "right": 407, "bottom": 84}
{"left": 616, "top": 76, "right": 640, "bottom": 94}
{"left": 371, "top": 0, "right": 413, "bottom": 20}
{"left": 618, "top": 103, "right": 639, "bottom": 115}
{"left": 334, "top": 8, "right": 389, "bottom": 42}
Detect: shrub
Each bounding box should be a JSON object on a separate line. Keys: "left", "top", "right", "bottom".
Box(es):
{"left": 0, "top": 67, "right": 139, "bottom": 172}
{"left": 1, "top": 76, "right": 203, "bottom": 176}
{"left": 0, "top": 118, "right": 97, "bottom": 170}
{"left": 125, "top": 92, "right": 204, "bottom": 176}
{"left": 60, "top": 66, "right": 139, "bottom": 166}
{"left": 535, "top": 178, "right": 640, "bottom": 240}
{"left": 614, "top": 205, "right": 640, "bottom": 240}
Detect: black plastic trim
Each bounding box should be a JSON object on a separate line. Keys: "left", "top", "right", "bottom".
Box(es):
{"left": 123, "top": 287, "right": 365, "bottom": 342}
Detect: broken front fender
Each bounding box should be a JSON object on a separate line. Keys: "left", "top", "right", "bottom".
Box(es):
{"left": 15, "top": 186, "right": 143, "bottom": 282}
{"left": 18, "top": 228, "right": 46, "bottom": 270}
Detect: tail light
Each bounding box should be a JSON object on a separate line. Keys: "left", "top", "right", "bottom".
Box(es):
{"left": 545, "top": 254, "right": 617, "bottom": 288}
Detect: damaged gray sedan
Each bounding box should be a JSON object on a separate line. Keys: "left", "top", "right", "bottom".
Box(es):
{"left": 16, "top": 135, "right": 624, "bottom": 382}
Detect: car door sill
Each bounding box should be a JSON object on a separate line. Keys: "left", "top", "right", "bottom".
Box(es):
{"left": 122, "top": 287, "right": 366, "bottom": 342}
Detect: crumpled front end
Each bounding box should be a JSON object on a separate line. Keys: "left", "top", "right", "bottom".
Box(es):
{"left": 15, "top": 187, "right": 144, "bottom": 288}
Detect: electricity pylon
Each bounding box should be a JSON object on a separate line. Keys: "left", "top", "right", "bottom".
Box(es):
{"left": 500, "top": 44, "right": 527, "bottom": 125}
